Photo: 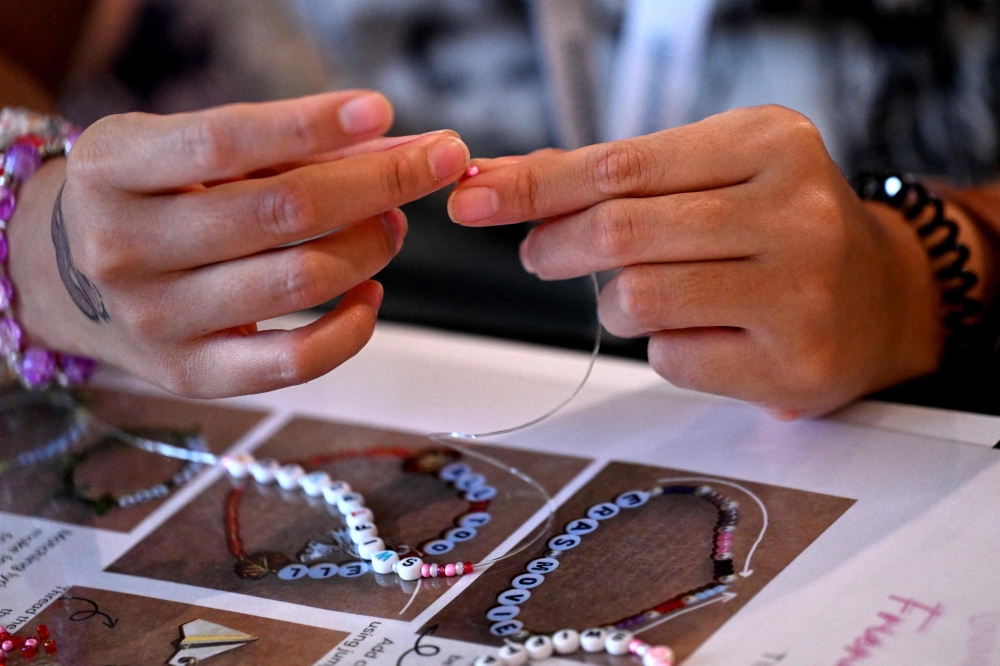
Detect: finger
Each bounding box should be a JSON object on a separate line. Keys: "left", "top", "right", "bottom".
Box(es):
{"left": 78, "top": 91, "right": 395, "bottom": 191}
{"left": 136, "top": 131, "right": 468, "bottom": 269}
{"left": 599, "top": 262, "right": 760, "bottom": 338}
{"left": 520, "top": 187, "right": 764, "bottom": 280}
{"left": 447, "top": 106, "right": 785, "bottom": 226}
{"left": 164, "top": 211, "right": 405, "bottom": 338}
{"left": 647, "top": 327, "right": 768, "bottom": 403}
{"left": 167, "top": 281, "right": 383, "bottom": 398}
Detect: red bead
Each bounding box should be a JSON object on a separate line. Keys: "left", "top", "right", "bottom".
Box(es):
{"left": 16, "top": 135, "right": 46, "bottom": 149}
{"left": 654, "top": 599, "right": 685, "bottom": 614}
{"left": 464, "top": 561, "right": 473, "bottom": 573}
{"left": 43, "top": 639, "right": 56, "bottom": 654}
{"left": 35, "top": 625, "right": 49, "bottom": 641}
{"left": 11, "top": 637, "right": 23, "bottom": 649}
{"left": 21, "top": 644, "right": 38, "bottom": 658}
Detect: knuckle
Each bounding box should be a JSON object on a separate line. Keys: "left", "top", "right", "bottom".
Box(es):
{"left": 647, "top": 336, "right": 700, "bottom": 389}
{"left": 592, "top": 200, "right": 640, "bottom": 263}
{"left": 179, "top": 116, "right": 234, "bottom": 173}
{"left": 382, "top": 153, "right": 420, "bottom": 201}
{"left": 512, "top": 165, "right": 543, "bottom": 220}
{"left": 280, "top": 250, "right": 326, "bottom": 310}
{"left": 612, "top": 268, "right": 658, "bottom": 331}
{"left": 591, "top": 141, "right": 650, "bottom": 195}
{"left": 157, "top": 354, "right": 201, "bottom": 398}
{"left": 256, "top": 179, "right": 316, "bottom": 239}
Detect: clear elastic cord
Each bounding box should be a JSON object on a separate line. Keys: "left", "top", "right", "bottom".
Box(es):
{"left": 18, "top": 273, "right": 602, "bottom": 570}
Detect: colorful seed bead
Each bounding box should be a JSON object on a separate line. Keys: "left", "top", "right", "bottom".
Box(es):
{"left": 628, "top": 639, "right": 648, "bottom": 655}
{"left": 43, "top": 638, "right": 56, "bottom": 654}
{"left": 464, "top": 561, "right": 473, "bottom": 573}
{"left": 34, "top": 625, "right": 48, "bottom": 641}
{"left": 445, "top": 563, "right": 456, "bottom": 576}
{"left": 642, "top": 645, "right": 675, "bottom": 666}
{"left": 455, "top": 562, "right": 465, "bottom": 575}
{"left": 421, "top": 563, "right": 431, "bottom": 578}
{"left": 1, "top": 640, "right": 13, "bottom": 652}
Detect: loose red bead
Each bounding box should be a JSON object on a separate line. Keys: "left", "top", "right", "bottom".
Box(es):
{"left": 21, "top": 644, "right": 38, "bottom": 658}
{"left": 35, "top": 625, "right": 49, "bottom": 641}
{"left": 11, "top": 636, "right": 23, "bottom": 649}
{"left": 43, "top": 638, "right": 56, "bottom": 654}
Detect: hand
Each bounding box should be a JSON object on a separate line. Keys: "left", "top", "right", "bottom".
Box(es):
{"left": 9, "top": 91, "right": 471, "bottom": 397}
{"left": 447, "top": 105, "right": 972, "bottom": 417}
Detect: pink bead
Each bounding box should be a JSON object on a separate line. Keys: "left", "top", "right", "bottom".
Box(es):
{"left": 1, "top": 640, "right": 12, "bottom": 652}
{"left": 24, "top": 639, "right": 37, "bottom": 649}
{"left": 628, "top": 639, "right": 647, "bottom": 655}
{"left": 465, "top": 166, "right": 480, "bottom": 177}
{"left": 445, "top": 563, "right": 456, "bottom": 577}
{"left": 420, "top": 563, "right": 431, "bottom": 578}
{"left": 642, "top": 646, "right": 674, "bottom": 666}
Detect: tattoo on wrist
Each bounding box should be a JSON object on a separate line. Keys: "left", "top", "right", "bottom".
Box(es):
{"left": 51, "top": 182, "right": 110, "bottom": 323}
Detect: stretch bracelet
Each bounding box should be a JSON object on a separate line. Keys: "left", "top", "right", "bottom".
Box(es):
{"left": 221, "top": 448, "right": 493, "bottom": 582}
{"left": 851, "top": 172, "right": 985, "bottom": 353}
{"left": 474, "top": 484, "right": 742, "bottom": 666}
{"left": 0, "top": 108, "right": 96, "bottom": 389}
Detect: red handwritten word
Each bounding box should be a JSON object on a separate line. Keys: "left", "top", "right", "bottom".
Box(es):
{"left": 835, "top": 596, "right": 944, "bottom": 666}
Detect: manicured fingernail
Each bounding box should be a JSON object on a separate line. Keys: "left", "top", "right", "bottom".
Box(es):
{"left": 339, "top": 93, "right": 391, "bottom": 135}
{"left": 381, "top": 209, "right": 408, "bottom": 252}
{"left": 448, "top": 187, "right": 500, "bottom": 223}
{"left": 519, "top": 238, "right": 536, "bottom": 274}
{"left": 428, "top": 136, "right": 469, "bottom": 180}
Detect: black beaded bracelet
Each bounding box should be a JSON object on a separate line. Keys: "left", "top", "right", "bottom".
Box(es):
{"left": 851, "top": 172, "right": 985, "bottom": 353}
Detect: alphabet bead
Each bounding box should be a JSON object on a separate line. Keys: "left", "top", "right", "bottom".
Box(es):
{"left": 553, "top": 629, "right": 580, "bottom": 654}
{"left": 444, "top": 527, "right": 477, "bottom": 542}
{"left": 440, "top": 462, "right": 471, "bottom": 481}
{"left": 489, "top": 620, "right": 523, "bottom": 637}
{"left": 455, "top": 472, "right": 486, "bottom": 491}
{"left": 299, "top": 471, "right": 332, "bottom": 496}
{"left": 308, "top": 562, "right": 339, "bottom": 579}
{"left": 321, "top": 481, "right": 351, "bottom": 505}
{"left": 525, "top": 635, "right": 553, "bottom": 660}
{"left": 371, "top": 550, "right": 399, "bottom": 574}
{"left": 615, "top": 490, "right": 650, "bottom": 509}
{"left": 580, "top": 628, "right": 607, "bottom": 653}
{"left": 486, "top": 605, "right": 520, "bottom": 622}
{"left": 277, "top": 563, "right": 308, "bottom": 580}
{"left": 338, "top": 561, "right": 369, "bottom": 577}
{"left": 458, "top": 512, "right": 491, "bottom": 528}
{"left": 465, "top": 485, "right": 497, "bottom": 502}
{"left": 606, "top": 631, "right": 634, "bottom": 655}
{"left": 474, "top": 656, "right": 502, "bottom": 666}
{"left": 498, "top": 644, "right": 529, "bottom": 666}
{"left": 346, "top": 508, "right": 375, "bottom": 528}
{"left": 511, "top": 573, "right": 544, "bottom": 589}
{"left": 423, "top": 539, "right": 455, "bottom": 555}
{"left": 395, "top": 556, "right": 424, "bottom": 581}
{"left": 337, "top": 492, "right": 365, "bottom": 515}
{"left": 358, "top": 537, "right": 385, "bottom": 560}
{"left": 547, "top": 534, "right": 581, "bottom": 551}
{"left": 248, "top": 458, "right": 280, "bottom": 484}
{"left": 275, "top": 464, "right": 305, "bottom": 490}
{"left": 497, "top": 588, "right": 531, "bottom": 605}
{"left": 586, "top": 502, "right": 620, "bottom": 521}
{"left": 349, "top": 522, "right": 378, "bottom": 544}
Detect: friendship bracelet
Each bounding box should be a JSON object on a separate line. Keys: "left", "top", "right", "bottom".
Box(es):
{"left": 63, "top": 432, "right": 208, "bottom": 515}
{"left": 221, "top": 448, "right": 493, "bottom": 582}
{"left": 0, "top": 108, "right": 96, "bottom": 389}
{"left": 474, "top": 484, "right": 742, "bottom": 666}
{"left": 851, "top": 172, "right": 985, "bottom": 353}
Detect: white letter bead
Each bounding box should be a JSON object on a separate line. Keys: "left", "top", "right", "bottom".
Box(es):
{"left": 605, "top": 631, "right": 633, "bottom": 656}
{"left": 586, "top": 502, "right": 620, "bottom": 521}
{"left": 440, "top": 462, "right": 471, "bottom": 481}
{"left": 564, "top": 518, "right": 599, "bottom": 535}
{"left": 444, "top": 527, "right": 477, "bottom": 543}
{"left": 498, "top": 644, "right": 529, "bottom": 666}
{"left": 371, "top": 550, "right": 399, "bottom": 574}
{"left": 299, "top": 471, "right": 332, "bottom": 496}
{"left": 580, "top": 628, "right": 607, "bottom": 653}
{"left": 497, "top": 589, "right": 531, "bottom": 605}
{"left": 248, "top": 459, "right": 280, "bottom": 484}
{"left": 349, "top": 523, "right": 378, "bottom": 544}
{"left": 458, "top": 512, "right": 492, "bottom": 528}
{"left": 221, "top": 453, "right": 254, "bottom": 479}
{"left": 615, "top": 490, "right": 650, "bottom": 509}
{"left": 423, "top": 539, "right": 455, "bottom": 555}
{"left": 307, "top": 562, "right": 339, "bottom": 579}
{"left": 526, "top": 558, "right": 559, "bottom": 574}
{"left": 525, "top": 635, "right": 554, "bottom": 661}
{"left": 337, "top": 492, "right": 365, "bottom": 514}
{"left": 552, "top": 629, "right": 581, "bottom": 654}
{"left": 511, "top": 573, "right": 544, "bottom": 589}
{"left": 275, "top": 464, "right": 305, "bottom": 490}
{"left": 338, "top": 561, "right": 369, "bottom": 577}
{"left": 547, "top": 534, "right": 582, "bottom": 551}
{"left": 395, "top": 556, "right": 424, "bottom": 581}
{"left": 357, "top": 537, "right": 384, "bottom": 560}
{"left": 489, "top": 620, "right": 524, "bottom": 637}
{"left": 474, "top": 656, "right": 502, "bottom": 666}
{"left": 321, "top": 482, "right": 350, "bottom": 505}
{"left": 455, "top": 472, "right": 487, "bottom": 491}
{"left": 465, "top": 485, "right": 498, "bottom": 502}
{"left": 345, "top": 508, "right": 375, "bottom": 528}
{"left": 486, "top": 605, "right": 520, "bottom": 622}
{"left": 277, "top": 563, "right": 308, "bottom": 580}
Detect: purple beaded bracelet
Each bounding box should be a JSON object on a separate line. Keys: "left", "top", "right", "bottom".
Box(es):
{"left": 0, "top": 108, "right": 96, "bottom": 389}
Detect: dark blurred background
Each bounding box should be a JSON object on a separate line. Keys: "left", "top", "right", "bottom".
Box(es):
{"left": 34, "top": 0, "right": 1000, "bottom": 365}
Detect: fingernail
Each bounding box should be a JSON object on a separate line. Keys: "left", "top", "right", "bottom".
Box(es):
{"left": 381, "top": 209, "right": 408, "bottom": 252}
{"left": 519, "top": 238, "right": 536, "bottom": 274}
{"left": 427, "top": 136, "right": 469, "bottom": 180}
{"left": 448, "top": 187, "right": 499, "bottom": 223}
{"left": 339, "top": 93, "right": 392, "bottom": 135}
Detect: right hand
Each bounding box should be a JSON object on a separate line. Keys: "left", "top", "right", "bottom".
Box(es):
{"left": 8, "top": 91, "right": 470, "bottom": 397}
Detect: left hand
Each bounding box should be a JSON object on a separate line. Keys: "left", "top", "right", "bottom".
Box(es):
{"left": 446, "top": 105, "right": 965, "bottom": 417}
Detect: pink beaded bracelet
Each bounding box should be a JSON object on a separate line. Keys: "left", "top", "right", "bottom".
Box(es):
{"left": 0, "top": 108, "right": 95, "bottom": 389}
